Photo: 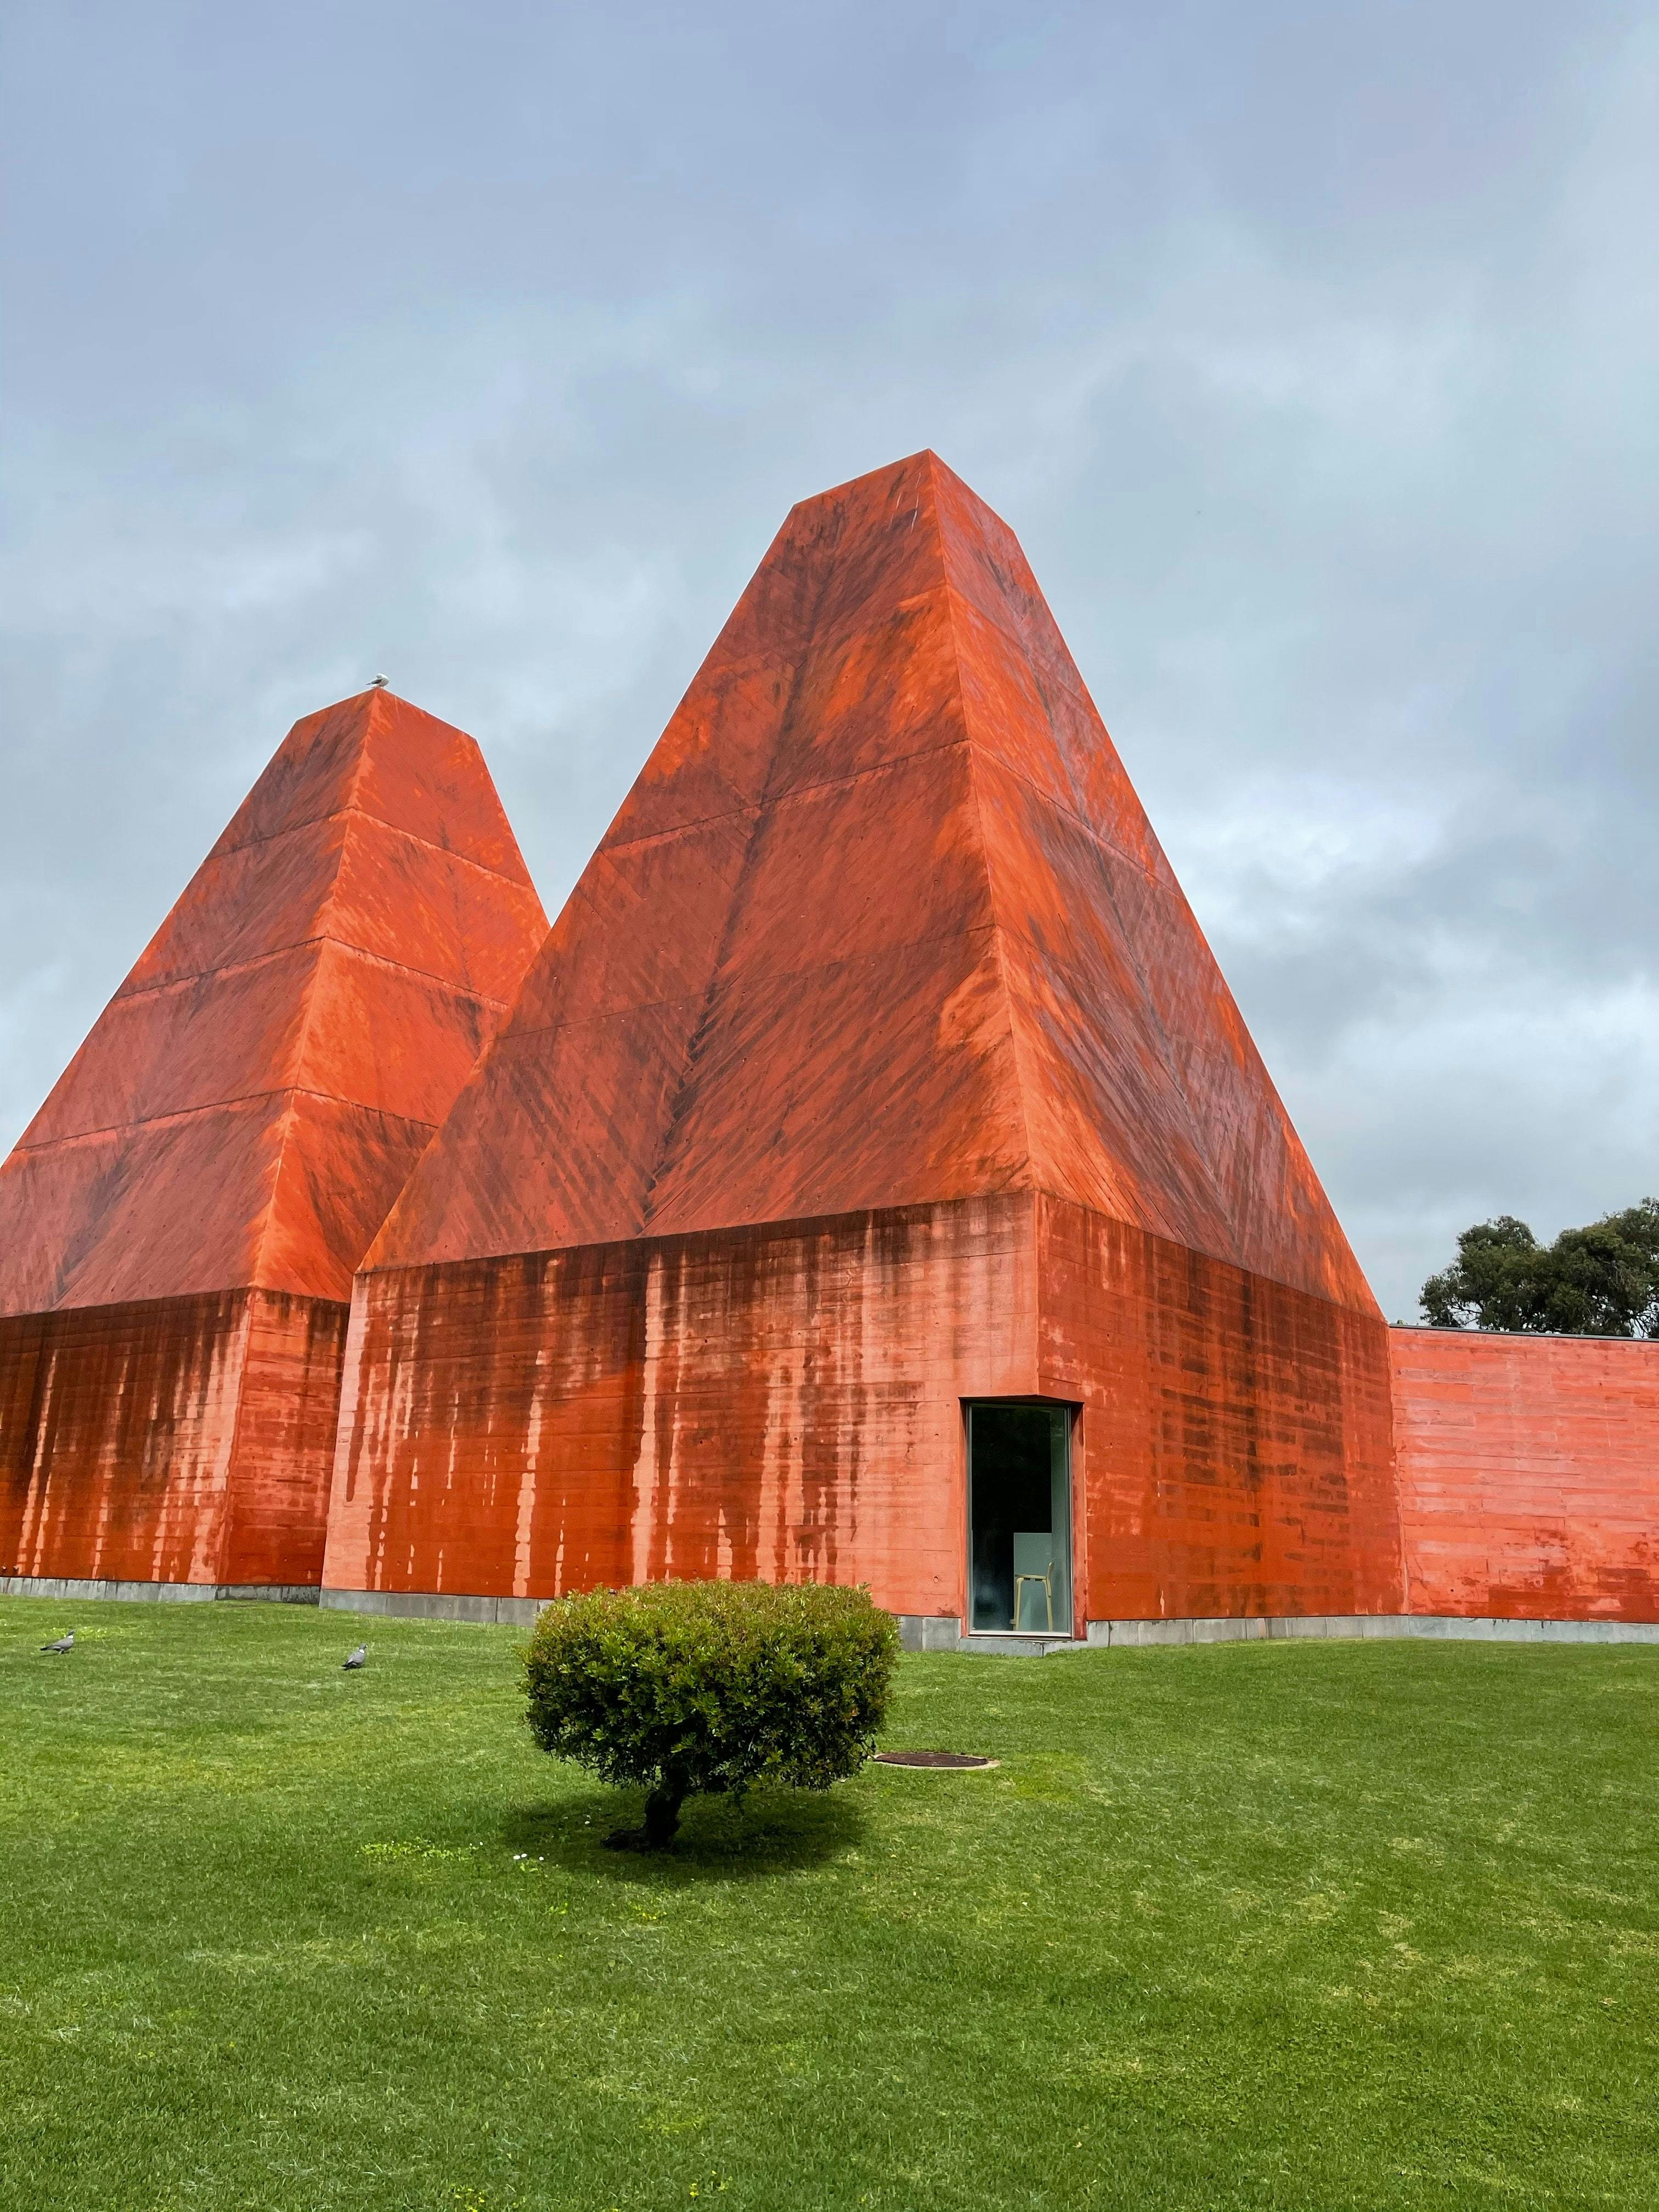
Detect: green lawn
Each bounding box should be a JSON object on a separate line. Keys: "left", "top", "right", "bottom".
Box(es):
{"left": 2, "top": 1599, "right": 1656, "bottom": 2211}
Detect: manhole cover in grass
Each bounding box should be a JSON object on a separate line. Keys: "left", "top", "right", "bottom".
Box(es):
{"left": 872, "top": 1751, "right": 999, "bottom": 1770}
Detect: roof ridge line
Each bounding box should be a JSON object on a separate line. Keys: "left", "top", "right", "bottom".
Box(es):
{"left": 500, "top": 918, "right": 1008, "bottom": 1047}
{"left": 213, "top": 799, "right": 535, "bottom": 894}
{"left": 945, "top": 574, "right": 1038, "bottom": 1193}
{"left": 244, "top": 1092, "right": 294, "bottom": 1300}
{"left": 952, "top": 731, "right": 1165, "bottom": 885}
{"left": 631, "top": 481, "right": 896, "bottom": 1235}
{"left": 13, "top": 1087, "right": 439, "bottom": 1155}
{"left": 118, "top": 935, "right": 515, "bottom": 1009}
{"left": 941, "top": 580, "right": 1245, "bottom": 1266}
{"left": 262, "top": 714, "right": 370, "bottom": 1261}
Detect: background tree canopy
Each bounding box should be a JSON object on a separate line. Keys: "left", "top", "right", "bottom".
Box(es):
{"left": 1419, "top": 1200, "right": 1659, "bottom": 1338}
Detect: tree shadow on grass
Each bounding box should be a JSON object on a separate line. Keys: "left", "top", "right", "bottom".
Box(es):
{"left": 502, "top": 1779, "right": 866, "bottom": 1881}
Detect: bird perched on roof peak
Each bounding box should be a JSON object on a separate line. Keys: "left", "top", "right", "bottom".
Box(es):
{"left": 343, "top": 1644, "right": 367, "bottom": 1671}
{"left": 369, "top": 675, "right": 388, "bottom": 689}
{"left": 40, "top": 1631, "right": 74, "bottom": 1654}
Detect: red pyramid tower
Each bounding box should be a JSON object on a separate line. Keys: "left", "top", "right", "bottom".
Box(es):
{"left": 1, "top": 688, "right": 546, "bottom": 1595}
{"left": 328, "top": 458, "right": 1402, "bottom": 1634}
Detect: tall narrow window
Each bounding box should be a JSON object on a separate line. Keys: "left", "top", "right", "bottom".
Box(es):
{"left": 966, "top": 1402, "right": 1073, "bottom": 1635}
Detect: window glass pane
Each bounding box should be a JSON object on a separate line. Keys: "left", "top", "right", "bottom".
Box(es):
{"left": 968, "top": 1402, "right": 1072, "bottom": 1634}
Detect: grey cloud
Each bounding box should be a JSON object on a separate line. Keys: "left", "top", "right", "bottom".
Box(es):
{"left": 3, "top": 0, "right": 1655, "bottom": 1325}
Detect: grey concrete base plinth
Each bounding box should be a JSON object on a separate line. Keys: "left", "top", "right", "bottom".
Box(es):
{"left": 894, "top": 1615, "right": 966, "bottom": 1652}
{"left": 897, "top": 1617, "right": 1083, "bottom": 1655}
{"left": 320, "top": 1587, "right": 545, "bottom": 1628}
{"left": 7, "top": 1581, "right": 1655, "bottom": 1648}
{"left": 953, "top": 1631, "right": 1078, "bottom": 1657}
{"left": 1086, "top": 1612, "right": 1659, "bottom": 1647}
{"left": 0, "top": 1575, "right": 319, "bottom": 1605}
{"left": 900, "top": 1611, "right": 1659, "bottom": 1653}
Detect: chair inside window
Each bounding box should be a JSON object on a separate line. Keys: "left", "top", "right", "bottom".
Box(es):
{"left": 1012, "top": 1531, "right": 1054, "bottom": 1632}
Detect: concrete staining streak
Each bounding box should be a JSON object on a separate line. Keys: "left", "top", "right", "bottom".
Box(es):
{"left": 328, "top": 1199, "right": 1034, "bottom": 1612}
{"left": 21, "top": 1319, "right": 225, "bottom": 1582}
{"left": 2, "top": 1292, "right": 283, "bottom": 1585}
{"left": 515, "top": 1347, "right": 550, "bottom": 1593}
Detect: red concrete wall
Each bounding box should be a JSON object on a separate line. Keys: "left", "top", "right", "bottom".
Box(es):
{"left": 2, "top": 1293, "right": 247, "bottom": 1584}
{"left": 325, "top": 1194, "right": 1398, "bottom": 1624}
{"left": 1039, "top": 1199, "right": 1402, "bottom": 1620}
{"left": 1391, "top": 1327, "right": 1659, "bottom": 1621}
{"left": 327, "top": 1197, "right": 1037, "bottom": 1615}
{"left": 0, "top": 1290, "right": 347, "bottom": 1589}
{"left": 220, "top": 1294, "right": 353, "bottom": 1586}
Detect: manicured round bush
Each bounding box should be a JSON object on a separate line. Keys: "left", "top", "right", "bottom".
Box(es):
{"left": 524, "top": 1579, "right": 900, "bottom": 1848}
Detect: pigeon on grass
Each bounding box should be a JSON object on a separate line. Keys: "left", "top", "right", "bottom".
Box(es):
{"left": 343, "top": 1644, "right": 367, "bottom": 1671}
{"left": 40, "top": 1632, "right": 75, "bottom": 1654}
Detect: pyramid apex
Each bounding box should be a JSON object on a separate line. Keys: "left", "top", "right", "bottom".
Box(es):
{"left": 301, "top": 681, "right": 398, "bottom": 723}
{"left": 783, "top": 447, "right": 962, "bottom": 521}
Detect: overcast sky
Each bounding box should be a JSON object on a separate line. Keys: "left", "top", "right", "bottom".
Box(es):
{"left": 3, "top": 1, "right": 1655, "bottom": 1322}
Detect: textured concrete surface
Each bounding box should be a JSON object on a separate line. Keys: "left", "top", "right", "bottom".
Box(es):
{"left": 1, "top": 1289, "right": 347, "bottom": 1591}
{"left": 1392, "top": 1328, "right": 1659, "bottom": 1621}
{"left": 5, "top": 1572, "right": 1652, "bottom": 1650}
{"left": 328, "top": 1196, "right": 1032, "bottom": 1620}
{"left": 303, "top": 1599, "right": 1659, "bottom": 1647}
{"left": 895, "top": 1615, "right": 966, "bottom": 1652}
{"left": 327, "top": 1190, "right": 1400, "bottom": 1622}
{"left": 1041, "top": 1198, "right": 1402, "bottom": 1623}
{"left": 953, "top": 1631, "right": 1077, "bottom": 1656}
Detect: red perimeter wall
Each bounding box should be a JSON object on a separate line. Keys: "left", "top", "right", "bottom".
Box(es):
{"left": 1391, "top": 1327, "right": 1659, "bottom": 1622}
{"left": 324, "top": 1194, "right": 1398, "bottom": 1623}
{"left": 1, "top": 1291, "right": 347, "bottom": 1590}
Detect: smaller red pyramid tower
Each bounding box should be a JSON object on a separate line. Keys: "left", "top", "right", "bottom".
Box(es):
{"left": 0, "top": 689, "right": 546, "bottom": 1595}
